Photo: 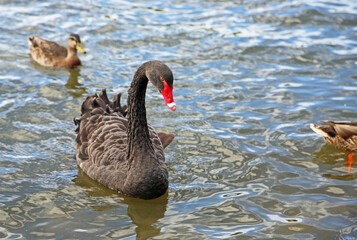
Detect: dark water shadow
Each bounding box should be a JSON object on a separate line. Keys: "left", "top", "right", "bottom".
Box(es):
{"left": 65, "top": 68, "right": 88, "bottom": 98}
{"left": 73, "top": 168, "right": 168, "bottom": 240}
{"left": 311, "top": 144, "right": 357, "bottom": 181}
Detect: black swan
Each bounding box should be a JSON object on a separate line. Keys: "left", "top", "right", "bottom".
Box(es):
{"left": 74, "top": 61, "right": 176, "bottom": 199}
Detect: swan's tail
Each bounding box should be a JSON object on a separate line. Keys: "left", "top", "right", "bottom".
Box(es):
{"left": 74, "top": 89, "right": 127, "bottom": 133}
{"left": 79, "top": 89, "right": 127, "bottom": 116}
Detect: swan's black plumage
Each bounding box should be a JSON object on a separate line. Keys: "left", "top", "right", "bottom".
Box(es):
{"left": 75, "top": 61, "right": 175, "bottom": 199}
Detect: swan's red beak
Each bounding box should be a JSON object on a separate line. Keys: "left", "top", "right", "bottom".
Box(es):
{"left": 161, "top": 80, "right": 176, "bottom": 111}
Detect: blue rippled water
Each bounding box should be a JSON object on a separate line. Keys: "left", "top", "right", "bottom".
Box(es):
{"left": 0, "top": 0, "right": 357, "bottom": 239}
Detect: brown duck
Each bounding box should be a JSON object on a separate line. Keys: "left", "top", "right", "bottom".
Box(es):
{"left": 310, "top": 121, "right": 357, "bottom": 151}
{"left": 27, "top": 33, "right": 86, "bottom": 68}
{"left": 74, "top": 61, "right": 176, "bottom": 199}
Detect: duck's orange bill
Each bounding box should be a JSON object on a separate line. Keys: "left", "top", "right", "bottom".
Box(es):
{"left": 347, "top": 153, "right": 354, "bottom": 174}
{"left": 161, "top": 80, "right": 176, "bottom": 111}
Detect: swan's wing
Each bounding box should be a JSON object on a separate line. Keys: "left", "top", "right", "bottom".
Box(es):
{"left": 75, "top": 89, "right": 129, "bottom": 190}
{"left": 147, "top": 124, "right": 166, "bottom": 162}
{"left": 158, "top": 132, "right": 175, "bottom": 149}
{"left": 77, "top": 112, "right": 129, "bottom": 190}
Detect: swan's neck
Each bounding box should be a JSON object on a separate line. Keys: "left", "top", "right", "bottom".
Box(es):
{"left": 126, "top": 65, "right": 155, "bottom": 164}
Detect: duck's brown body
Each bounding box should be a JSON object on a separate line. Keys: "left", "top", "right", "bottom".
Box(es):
{"left": 27, "top": 34, "right": 85, "bottom": 68}
{"left": 310, "top": 121, "right": 357, "bottom": 151}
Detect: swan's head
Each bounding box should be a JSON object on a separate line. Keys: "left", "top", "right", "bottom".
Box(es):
{"left": 146, "top": 61, "right": 176, "bottom": 111}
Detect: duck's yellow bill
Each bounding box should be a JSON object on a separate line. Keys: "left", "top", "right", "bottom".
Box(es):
{"left": 76, "top": 43, "right": 86, "bottom": 54}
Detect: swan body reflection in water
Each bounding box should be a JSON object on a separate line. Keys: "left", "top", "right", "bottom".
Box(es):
{"left": 73, "top": 169, "right": 168, "bottom": 239}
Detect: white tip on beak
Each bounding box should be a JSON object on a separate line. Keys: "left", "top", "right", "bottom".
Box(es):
{"left": 167, "top": 102, "right": 176, "bottom": 111}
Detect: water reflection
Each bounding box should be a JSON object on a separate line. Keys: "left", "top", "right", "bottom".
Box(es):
{"left": 29, "top": 60, "right": 87, "bottom": 98}
{"left": 323, "top": 173, "right": 357, "bottom": 181}
{"left": 73, "top": 169, "right": 167, "bottom": 240}
{"left": 122, "top": 194, "right": 168, "bottom": 240}
{"left": 311, "top": 144, "right": 346, "bottom": 165}
{"left": 311, "top": 144, "right": 357, "bottom": 180}
{"left": 65, "top": 68, "right": 87, "bottom": 98}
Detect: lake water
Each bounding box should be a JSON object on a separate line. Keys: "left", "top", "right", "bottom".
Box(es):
{"left": 0, "top": 0, "right": 357, "bottom": 239}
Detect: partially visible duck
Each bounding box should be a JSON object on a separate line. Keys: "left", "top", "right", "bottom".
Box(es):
{"left": 27, "top": 33, "right": 86, "bottom": 68}
{"left": 74, "top": 61, "right": 176, "bottom": 199}
{"left": 310, "top": 121, "right": 357, "bottom": 151}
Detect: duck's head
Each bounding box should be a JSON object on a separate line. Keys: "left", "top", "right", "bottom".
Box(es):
{"left": 68, "top": 34, "right": 86, "bottom": 54}
{"left": 145, "top": 61, "right": 176, "bottom": 111}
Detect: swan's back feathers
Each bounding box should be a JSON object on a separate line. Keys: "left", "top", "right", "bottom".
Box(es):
{"left": 79, "top": 89, "right": 127, "bottom": 117}
{"left": 75, "top": 89, "right": 168, "bottom": 194}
